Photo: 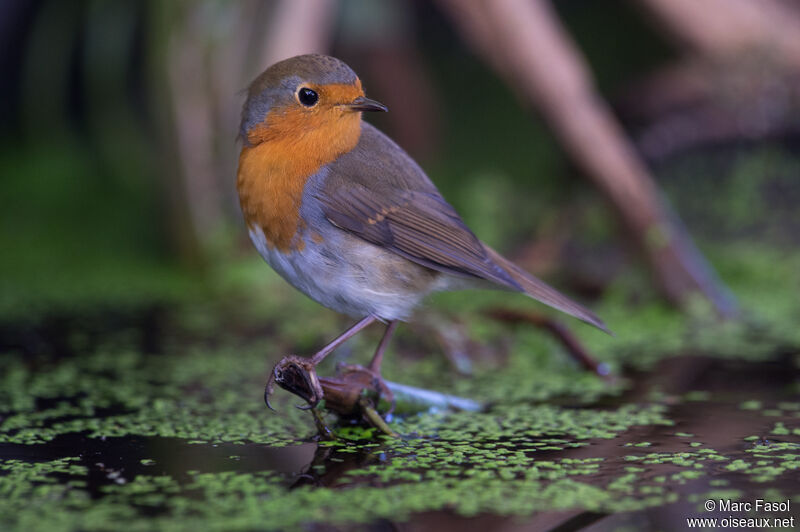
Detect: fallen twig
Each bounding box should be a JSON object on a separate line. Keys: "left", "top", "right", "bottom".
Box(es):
{"left": 268, "top": 360, "right": 482, "bottom": 439}
{"left": 486, "top": 308, "right": 613, "bottom": 380}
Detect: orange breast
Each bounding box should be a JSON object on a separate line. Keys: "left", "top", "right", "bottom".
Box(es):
{"left": 237, "top": 86, "right": 363, "bottom": 251}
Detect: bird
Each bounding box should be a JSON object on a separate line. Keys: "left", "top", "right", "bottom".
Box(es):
{"left": 236, "top": 54, "right": 608, "bottom": 411}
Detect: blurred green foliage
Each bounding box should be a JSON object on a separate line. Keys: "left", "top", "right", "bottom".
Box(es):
{"left": 0, "top": 0, "right": 674, "bottom": 312}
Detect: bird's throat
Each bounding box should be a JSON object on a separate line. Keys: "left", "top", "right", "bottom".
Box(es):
{"left": 237, "top": 110, "right": 362, "bottom": 251}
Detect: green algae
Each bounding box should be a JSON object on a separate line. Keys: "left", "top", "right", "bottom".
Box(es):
{"left": 2, "top": 342, "right": 798, "bottom": 532}
{"left": 2, "top": 261, "right": 800, "bottom": 531}
{"left": 0, "top": 347, "right": 313, "bottom": 447}
{"left": 3, "top": 148, "right": 800, "bottom": 530}
{"left": 4, "top": 428, "right": 795, "bottom": 532}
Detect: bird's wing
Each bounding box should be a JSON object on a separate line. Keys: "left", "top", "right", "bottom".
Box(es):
{"left": 320, "top": 182, "right": 522, "bottom": 289}
{"left": 483, "top": 245, "right": 609, "bottom": 333}
{"left": 316, "top": 124, "right": 520, "bottom": 290}
{"left": 316, "top": 123, "right": 607, "bottom": 332}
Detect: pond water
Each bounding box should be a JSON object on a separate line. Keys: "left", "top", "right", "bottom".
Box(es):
{"left": 1, "top": 300, "right": 798, "bottom": 531}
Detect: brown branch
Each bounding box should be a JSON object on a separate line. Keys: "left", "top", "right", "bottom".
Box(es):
{"left": 439, "top": 0, "right": 736, "bottom": 316}
{"left": 254, "top": 0, "right": 338, "bottom": 69}
{"left": 637, "top": 0, "right": 800, "bottom": 70}
{"left": 487, "top": 308, "right": 612, "bottom": 381}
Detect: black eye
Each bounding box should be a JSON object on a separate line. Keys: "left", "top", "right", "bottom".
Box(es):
{"left": 297, "top": 87, "right": 318, "bottom": 107}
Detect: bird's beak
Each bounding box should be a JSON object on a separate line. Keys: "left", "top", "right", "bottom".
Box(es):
{"left": 344, "top": 96, "right": 388, "bottom": 113}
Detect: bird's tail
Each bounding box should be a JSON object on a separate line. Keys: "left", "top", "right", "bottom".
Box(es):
{"left": 483, "top": 245, "right": 610, "bottom": 334}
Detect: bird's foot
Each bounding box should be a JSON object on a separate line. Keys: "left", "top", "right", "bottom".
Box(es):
{"left": 265, "top": 358, "right": 398, "bottom": 438}
{"left": 334, "top": 363, "right": 396, "bottom": 416}
{"left": 264, "top": 355, "right": 324, "bottom": 411}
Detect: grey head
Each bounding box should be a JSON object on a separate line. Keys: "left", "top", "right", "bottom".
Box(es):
{"left": 239, "top": 54, "right": 359, "bottom": 143}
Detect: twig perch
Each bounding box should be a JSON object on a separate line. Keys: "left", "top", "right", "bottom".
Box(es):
{"left": 268, "top": 360, "right": 482, "bottom": 438}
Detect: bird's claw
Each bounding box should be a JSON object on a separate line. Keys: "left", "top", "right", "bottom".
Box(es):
{"left": 266, "top": 358, "right": 397, "bottom": 438}
{"left": 264, "top": 355, "right": 324, "bottom": 411}
{"left": 264, "top": 384, "right": 276, "bottom": 411}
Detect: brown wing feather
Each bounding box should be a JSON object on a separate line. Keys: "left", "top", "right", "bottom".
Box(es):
{"left": 484, "top": 246, "right": 610, "bottom": 333}
{"left": 321, "top": 184, "right": 522, "bottom": 289}
{"left": 317, "top": 123, "right": 608, "bottom": 332}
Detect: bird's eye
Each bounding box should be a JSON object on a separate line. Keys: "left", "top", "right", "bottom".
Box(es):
{"left": 297, "top": 87, "right": 319, "bottom": 107}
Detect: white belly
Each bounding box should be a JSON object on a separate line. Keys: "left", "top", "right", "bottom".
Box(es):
{"left": 248, "top": 225, "right": 443, "bottom": 321}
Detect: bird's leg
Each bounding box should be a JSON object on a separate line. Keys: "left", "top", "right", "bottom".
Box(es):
{"left": 336, "top": 320, "right": 399, "bottom": 414}
{"left": 368, "top": 320, "right": 399, "bottom": 373}
{"left": 265, "top": 316, "right": 377, "bottom": 410}
{"left": 311, "top": 315, "right": 378, "bottom": 365}
{"left": 368, "top": 320, "right": 399, "bottom": 414}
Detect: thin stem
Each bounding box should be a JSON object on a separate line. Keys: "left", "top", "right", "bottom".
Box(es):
{"left": 359, "top": 397, "right": 399, "bottom": 437}
{"left": 487, "top": 308, "right": 612, "bottom": 379}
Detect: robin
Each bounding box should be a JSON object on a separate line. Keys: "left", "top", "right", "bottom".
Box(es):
{"left": 237, "top": 54, "right": 608, "bottom": 411}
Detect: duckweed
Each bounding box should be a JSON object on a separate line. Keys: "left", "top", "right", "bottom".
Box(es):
{"left": 2, "top": 183, "right": 800, "bottom": 530}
